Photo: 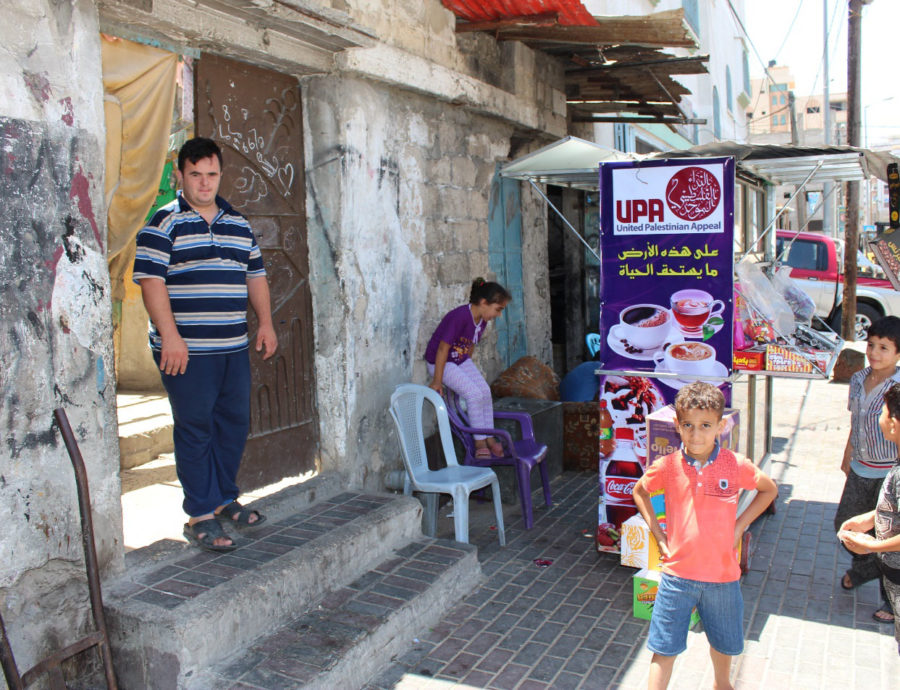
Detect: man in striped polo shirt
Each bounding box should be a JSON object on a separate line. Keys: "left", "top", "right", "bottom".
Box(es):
{"left": 133, "top": 137, "right": 277, "bottom": 552}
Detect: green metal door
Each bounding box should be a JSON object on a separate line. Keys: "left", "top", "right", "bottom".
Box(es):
{"left": 488, "top": 167, "right": 527, "bottom": 366}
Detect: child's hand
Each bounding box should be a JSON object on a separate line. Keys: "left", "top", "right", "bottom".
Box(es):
{"left": 838, "top": 530, "right": 878, "bottom": 554}
{"left": 656, "top": 534, "right": 670, "bottom": 560}
{"left": 839, "top": 516, "right": 869, "bottom": 533}
{"left": 429, "top": 380, "right": 443, "bottom": 395}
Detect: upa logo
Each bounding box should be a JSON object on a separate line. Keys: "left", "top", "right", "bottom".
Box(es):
{"left": 666, "top": 166, "right": 721, "bottom": 221}
{"left": 616, "top": 198, "right": 664, "bottom": 224}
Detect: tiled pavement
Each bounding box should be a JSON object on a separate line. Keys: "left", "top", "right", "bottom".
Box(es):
{"left": 365, "top": 376, "right": 900, "bottom": 689}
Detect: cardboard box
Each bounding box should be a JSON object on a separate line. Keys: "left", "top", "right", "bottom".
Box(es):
{"left": 620, "top": 513, "right": 664, "bottom": 571}
{"left": 646, "top": 405, "right": 740, "bottom": 466}
{"left": 764, "top": 344, "right": 829, "bottom": 374}
{"left": 633, "top": 568, "right": 700, "bottom": 626}
{"left": 733, "top": 348, "right": 764, "bottom": 371}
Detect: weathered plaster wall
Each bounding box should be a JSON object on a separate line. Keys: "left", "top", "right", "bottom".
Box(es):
{"left": 304, "top": 73, "right": 553, "bottom": 490}
{"left": 0, "top": 0, "right": 122, "bottom": 674}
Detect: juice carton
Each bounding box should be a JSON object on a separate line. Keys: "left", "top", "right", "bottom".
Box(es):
{"left": 633, "top": 568, "right": 699, "bottom": 627}
{"left": 620, "top": 513, "right": 664, "bottom": 571}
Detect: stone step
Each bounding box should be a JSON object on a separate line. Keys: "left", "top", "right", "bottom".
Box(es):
{"left": 117, "top": 392, "right": 174, "bottom": 469}
{"left": 194, "top": 538, "right": 480, "bottom": 690}
{"left": 104, "top": 489, "right": 426, "bottom": 689}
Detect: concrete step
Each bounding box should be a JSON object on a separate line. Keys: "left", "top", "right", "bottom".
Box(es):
{"left": 104, "top": 487, "right": 426, "bottom": 689}
{"left": 117, "top": 392, "right": 173, "bottom": 469}
{"left": 194, "top": 538, "right": 480, "bottom": 689}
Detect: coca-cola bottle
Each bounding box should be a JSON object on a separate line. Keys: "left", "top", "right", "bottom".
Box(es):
{"left": 605, "top": 427, "right": 643, "bottom": 478}
{"left": 599, "top": 399, "right": 615, "bottom": 458}
{"left": 598, "top": 426, "right": 644, "bottom": 551}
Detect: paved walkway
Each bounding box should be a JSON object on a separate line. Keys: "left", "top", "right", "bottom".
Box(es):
{"left": 365, "top": 375, "right": 900, "bottom": 689}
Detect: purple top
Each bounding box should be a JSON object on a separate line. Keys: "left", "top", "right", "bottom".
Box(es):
{"left": 424, "top": 304, "right": 485, "bottom": 365}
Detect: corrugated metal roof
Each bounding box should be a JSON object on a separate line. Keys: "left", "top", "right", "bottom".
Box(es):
{"left": 441, "top": 0, "right": 596, "bottom": 27}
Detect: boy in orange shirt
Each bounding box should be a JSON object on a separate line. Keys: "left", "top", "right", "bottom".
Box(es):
{"left": 633, "top": 382, "right": 777, "bottom": 690}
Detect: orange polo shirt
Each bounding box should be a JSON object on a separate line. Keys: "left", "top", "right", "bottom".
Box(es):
{"left": 642, "top": 447, "right": 760, "bottom": 583}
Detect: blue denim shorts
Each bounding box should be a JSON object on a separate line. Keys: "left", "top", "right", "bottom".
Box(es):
{"left": 647, "top": 573, "right": 744, "bottom": 657}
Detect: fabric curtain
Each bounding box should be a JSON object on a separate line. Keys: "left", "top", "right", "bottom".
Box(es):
{"left": 101, "top": 35, "right": 177, "bottom": 301}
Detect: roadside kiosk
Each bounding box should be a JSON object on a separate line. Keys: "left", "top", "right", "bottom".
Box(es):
{"left": 500, "top": 138, "right": 898, "bottom": 555}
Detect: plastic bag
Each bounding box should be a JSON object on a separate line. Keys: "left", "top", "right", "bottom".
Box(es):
{"left": 771, "top": 265, "right": 816, "bottom": 324}
{"left": 735, "top": 257, "right": 795, "bottom": 338}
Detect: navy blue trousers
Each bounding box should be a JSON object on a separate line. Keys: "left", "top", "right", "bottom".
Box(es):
{"left": 155, "top": 350, "right": 251, "bottom": 517}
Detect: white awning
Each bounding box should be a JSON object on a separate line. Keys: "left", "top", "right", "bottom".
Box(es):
{"left": 499, "top": 136, "right": 638, "bottom": 189}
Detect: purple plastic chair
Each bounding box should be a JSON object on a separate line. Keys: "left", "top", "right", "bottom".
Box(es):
{"left": 443, "top": 389, "right": 552, "bottom": 529}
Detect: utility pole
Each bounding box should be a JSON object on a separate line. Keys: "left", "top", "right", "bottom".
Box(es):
{"left": 789, "top": 92, "right": 808, "bottom": 231}
{"left": 842, "top": 0, "right": 869, "bottom": 340}
{"left": 823, "top": 0, "right": 833, "bottom": 237}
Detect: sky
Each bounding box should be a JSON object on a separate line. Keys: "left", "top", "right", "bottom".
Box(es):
{"left": 744, "top": 0, "right": 900, "bottom": 147}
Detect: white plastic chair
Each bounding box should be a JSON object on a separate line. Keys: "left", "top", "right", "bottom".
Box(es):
{"left": 389, "top": 384, "right": 506, "bottom": 546}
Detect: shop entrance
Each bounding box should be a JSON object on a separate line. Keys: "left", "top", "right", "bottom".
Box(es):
{"left": 108, "top": 41, "right": 319, "bottom": 548}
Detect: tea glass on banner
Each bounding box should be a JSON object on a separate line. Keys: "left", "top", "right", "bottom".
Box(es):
{"left": 670, "top": 289, "right": 724, "bottom": 336}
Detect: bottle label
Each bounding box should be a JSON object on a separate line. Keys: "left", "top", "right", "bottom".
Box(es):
{"left": 599, "top": 428, "right": 613, "bottom": 440}
{"left": 604, "top": 477, "right": 637, "bottom": 501}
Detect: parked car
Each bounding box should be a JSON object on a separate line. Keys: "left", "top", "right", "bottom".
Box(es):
{"left": 775, "top": 230, "right": 900, "bottom": 340}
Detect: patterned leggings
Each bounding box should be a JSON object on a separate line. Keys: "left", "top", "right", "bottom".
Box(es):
{"left": 428, "top": 359, "right": 494, "bottom": 440}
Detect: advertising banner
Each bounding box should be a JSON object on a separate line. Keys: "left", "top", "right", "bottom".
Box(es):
{"left": 595, "top": 158, "right": 735, "bottom": 554}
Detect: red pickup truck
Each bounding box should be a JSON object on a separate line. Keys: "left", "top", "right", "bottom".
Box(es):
{"left": 775, "top": 230, "right": 900, "bottom": 340}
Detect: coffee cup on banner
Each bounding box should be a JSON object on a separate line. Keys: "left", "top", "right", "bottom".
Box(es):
{"left": 653, "top": 341, "right": 718, "bottom": 378}
{"left": 613, "top": 304, "right": 672, "bottom": 351}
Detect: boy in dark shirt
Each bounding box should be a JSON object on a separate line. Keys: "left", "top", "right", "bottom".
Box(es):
{"left": 839, "top": 381, "right": 900, "bottom": 653}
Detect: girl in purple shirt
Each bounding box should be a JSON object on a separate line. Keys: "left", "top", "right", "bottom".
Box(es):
{"left": 425, "top": 278, "right": 511, "bottom": 458}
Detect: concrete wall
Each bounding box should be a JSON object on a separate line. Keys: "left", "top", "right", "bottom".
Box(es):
{"left": 304, "top": 74, "right": 554, "bottom": 490}
{"left": 0, "top": 0, "right": 562, "bottom": 672}
{"left": 0, "top": 0, "right": 123, "bottom": 676}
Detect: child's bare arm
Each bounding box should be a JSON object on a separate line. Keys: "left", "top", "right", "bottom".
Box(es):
{"left": 840, "top": 529, "right": 900, "bottom": 555}
{"left": 632, "top": 476, "right": 670, "bottom": 558}
{"left": 429, "top": 341, "right": 451, "bottom": 393}
{"left": 841, "top": 433, "right": 852, "bottom": 476}
{"left": 733, "top": 470, "right": 777, "bottom": 548}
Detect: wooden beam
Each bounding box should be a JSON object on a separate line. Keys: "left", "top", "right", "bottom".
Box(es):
{"left": 572, "top": 115, "right": 706, "bottom": 124}
{"left": 488, "top": 9, "right": 696, "bottom": 49}
{"left": 565, "top": 54, "right": 708, "bottom": 76}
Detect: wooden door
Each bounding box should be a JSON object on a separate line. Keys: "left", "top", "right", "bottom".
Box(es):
{"left": 194, "top": 53, "right": 318, "bottom": 490}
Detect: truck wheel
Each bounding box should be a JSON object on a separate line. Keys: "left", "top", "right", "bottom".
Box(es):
{"left": 829, "top": 303, "right": 881, "bottom": 341}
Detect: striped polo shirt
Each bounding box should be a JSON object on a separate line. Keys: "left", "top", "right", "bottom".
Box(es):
{"left": 848, "top": 366, "right": 900, "bottom": 478}
{"left": 132, "top": 193, "right": 265, "bottom": 355}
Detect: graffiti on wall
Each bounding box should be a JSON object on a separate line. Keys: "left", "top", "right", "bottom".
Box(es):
{"left": 0, "top": 117, "right": 112, "bottom": 458}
